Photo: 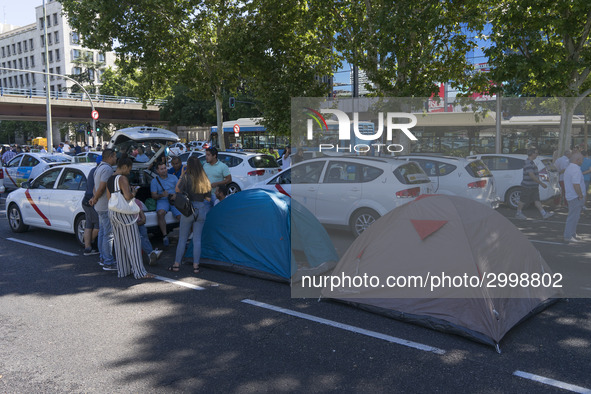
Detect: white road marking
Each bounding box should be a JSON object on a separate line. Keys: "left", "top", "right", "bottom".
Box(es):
{"left": 529, "top": 239, "right": 568, "bottom": 245}
{"left": 7, "top": 238, "right": 78, "bottom": 256}
{"left": 155, "top": 275, "right": 206, "bottom": 290}
{"left": 513, "top": 370, "right": 591, "bottom": 393}
{"left": 242, "top": 299, "right": 446, "bottom": 355}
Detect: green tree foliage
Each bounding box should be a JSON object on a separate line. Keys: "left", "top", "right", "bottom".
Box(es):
{"left": 0, "top": 121, "right": 45, "bottom": 144}
{"left": 331, "top": 0, "right": 482, "bottom": 97}
{"left": 67, "top": 51, "right": 102, "bottom": 94}
{"left": 483, "top": 0, "right": 591, "bottom": 154}
{"left": 99, "top": 67, "right": 140, "bottom": 97}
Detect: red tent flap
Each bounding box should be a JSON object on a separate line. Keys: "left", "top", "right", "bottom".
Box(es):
{"left": 411, "top": 219, "right": 448, "bottom": 240}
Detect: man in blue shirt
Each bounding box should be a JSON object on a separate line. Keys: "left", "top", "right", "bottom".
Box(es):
{"left": 135, "top": 147, "right": 150, "bottom": 163}
{"left": 203, "top": 147, "right": 231, "bottom": 202}
{"left": 151, "top": 162, "right": 180, "bottom": 246}
{"left": 168, "top": 156, "right": 183, "bottom": 178}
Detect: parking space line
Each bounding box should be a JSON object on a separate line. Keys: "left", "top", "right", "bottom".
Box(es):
{"left": 242, "top": 299, "right": 446, "bottom": 355}
{"left": 513, "top": 370, "right": 591, "bottom": 393}
{"left": 154, "top": 275, "right": 206, "bottom": 290}
{"left": 529, "top": 239, "right": 568, "bottom": 245}
{"left": 7, "top": 238, "right": 78, "bottom": 256}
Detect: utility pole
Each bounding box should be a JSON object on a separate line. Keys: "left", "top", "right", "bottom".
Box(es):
{"left": 43, "top": 0, "right": 53, "bottom": 153}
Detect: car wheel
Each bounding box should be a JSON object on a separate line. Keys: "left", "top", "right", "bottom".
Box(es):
{"left": 350, "top": 208, "right": 380, "bottom": 237}
{"left": 506, "top": 187, "right": 521, "bottom": 209}
{"left": 8, "top": 203, "right": 29, "bottom": 233}
{"left": 227, "top": 183, "right": 241, "bottom": 194}
{"left": 74, "top": 214, "right": 86, "bottom": 247}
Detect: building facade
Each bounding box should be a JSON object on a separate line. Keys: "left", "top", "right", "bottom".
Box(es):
{"left": 0, "top": 0, "right": 116, "bottom": 95}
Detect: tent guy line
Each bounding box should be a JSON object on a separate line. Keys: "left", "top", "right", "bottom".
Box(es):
{"left": 513, "top": 370, "right": 591, "bottom": 393}
{"left": 241, "top": 298, "right": 446, "bottom": 355}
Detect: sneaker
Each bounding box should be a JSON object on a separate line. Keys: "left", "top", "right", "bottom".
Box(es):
{"left": 148, "top": 249, "right": 163, "bottom": 266}
{"left": 102, "top": 263, "right": 118, "bottom": 271}
{"left": 163, "top": 236, "right": 170, "bottom": 247}
{"left": 83, "top": 248, "right": 100, "bottom": 256}
{"left": 565, "top": 237, "right": 584, "bottom": 244}
{"left": 515, "top": 212, "right": 527, "bottom": 219}
{"left": 542, "top": 212, "right": 554, "bottom": 220}
{"left": 98, "top": 260, "right": 105, "bottom": 266}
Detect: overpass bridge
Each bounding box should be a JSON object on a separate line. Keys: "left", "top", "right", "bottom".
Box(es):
{"left": 0, "top": 90, "right": 166, "bottom": 124}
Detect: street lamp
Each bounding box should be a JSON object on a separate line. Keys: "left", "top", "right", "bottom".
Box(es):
{"left": 43, "top": 0, "right": 53, "bottom": 153}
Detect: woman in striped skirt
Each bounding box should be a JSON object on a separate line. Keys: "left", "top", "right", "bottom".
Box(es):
{"left": 106, "top": 156, "right": 155, "bottom": 279}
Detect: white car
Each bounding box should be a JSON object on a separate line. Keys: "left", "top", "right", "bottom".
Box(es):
{"left": 397, "top": 155, "right": 500, "bottom": 209}
{"left": 248, "top": 167, "right": 292, "bottom": 197}
{"left": 2, "top": 152, "right": 72, "bottom": 192}
{"left": 289, "top": 157, "right": 433, "bottom": 236}
{"left": 467, "top": 153, "right": 560, "bottom": 209}
{"left": 6, "top": 162, "right": 180, "bottom": 246}
{"left": 187, "top": 141, "right": 209, "bottom": 151}
{"left": 72, "top": 151, "right": 102, "bottom": 163}
{"left": 180, "top": 151, "right": 280, "bottom": 194}
{"left": 168, "top": 142, "right": 188, "bottom": 156}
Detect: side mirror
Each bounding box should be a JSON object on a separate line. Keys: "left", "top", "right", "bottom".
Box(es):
{"left": 21, "top": 181, "right": 31, "bottom": 189}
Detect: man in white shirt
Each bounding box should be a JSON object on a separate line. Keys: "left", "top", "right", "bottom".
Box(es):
{"left": 563, "top": 152, "right": 585, "bottom": 243}
{"left": 554, "top": 150, "right": 572, "bottom": 206}
{"left": 282, "top": 146, "right": 291, "bottom": 170}
{"left": 62, "top": 141, "right": 71, "bottom": 153}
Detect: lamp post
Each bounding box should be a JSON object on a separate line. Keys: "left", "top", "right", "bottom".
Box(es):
{"left": 42, "top": 0, "right": 54, "bottom": 153}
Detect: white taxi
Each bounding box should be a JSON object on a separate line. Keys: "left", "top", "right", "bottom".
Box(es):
{"left": 3, "top": 152, "right": 72, "bottom": 192}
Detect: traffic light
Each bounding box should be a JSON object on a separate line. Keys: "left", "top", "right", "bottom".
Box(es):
{"left": 86, "top": 124, "right": 92, "bottom": 136}
{"left": 229, "top": 97, "right": 235, "bottom": 108}
{"left": 95, "top": 121, "right": 101, "bottom": 134}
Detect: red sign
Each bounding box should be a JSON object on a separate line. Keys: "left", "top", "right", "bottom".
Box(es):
{"left": 233, "top": 124, "right": 240, "bottom": 136}
{"left": 91, "top": 110, "right": 99, "bottom": 120}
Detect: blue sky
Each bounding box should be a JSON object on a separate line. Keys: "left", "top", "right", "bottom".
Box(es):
{"left": 1, "top": 0, "right": 40, "bottom": 27}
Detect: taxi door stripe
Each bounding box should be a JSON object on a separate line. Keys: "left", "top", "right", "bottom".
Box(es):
{"left": 4, "top": 169, "right": 19, "bottom": 187}
{"left": 24, "top": 189, "right": 51, "bottom": 226}
{"left": 275, "top": 184, "right": 291, "bottom": 197}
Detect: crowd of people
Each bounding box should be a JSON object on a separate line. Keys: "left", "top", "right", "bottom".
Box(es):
{"left": 83, "top": 147, "right": 232, "bottom": 280}
{"left": 516, "top": 146, "right": 591, "bottom": 244}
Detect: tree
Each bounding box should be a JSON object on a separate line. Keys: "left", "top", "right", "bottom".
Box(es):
{"left": 0, "top": 121, "right": 45, "bottom": 144}
{"left": 330, "top": 0, "right": 482, "bottom": 97}
{"left": 99, "top": 67, "right": 141, "bottom": 97}
{"left": 67, "top": 51, "right": 102, "bottom": 94}
{"left": 483, "top": 0, "right": 591, "bottom": 154}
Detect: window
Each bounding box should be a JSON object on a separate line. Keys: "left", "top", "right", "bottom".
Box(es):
{"left": 6, "top": 45, "right": 10, "bottom": 56}
{"left": 72, "top": 49, "right": 80, "bottom": 60}
{"left": 29, "top": 39, "right": 34, "bottom": 50}
{"left": 217, "top": 154, "right": 242, "bottom": 168}
{"left": 412, "top": 159, "right": 457, "bottom": 177}
{"left": 292, "top": 161, "right": 325, "bottom": 184}
{"left": 25, "top": 74, "right": 29, "bottom": 85}
{"left": 21, "top": 155, "right": 40, "bottom": 167}
{"left": 40, "top": 35, "right": 45, "bottom": 47}
{"left": 17, "top": 43, "right": 21, "bottom": 53}
{"left": 88, "top": 69, "right": 94, "bottom": 81}
{"left": 53, "top": 13, "right": 58, "bottom": 26}
{"left": 19, "top": 75, "right": 24, "bottom": 86}
{"left": 32, "top": 168, "right": 61, "bottom": 189}
{"left": 23, "top": 40, "right": 27, "bottom": 52}
{"left": 12, "top": 44, "right": 15, "bottom": 54}
{"left": 56, "top": 66, "right": 61, "bottom": 78}
{"left": 57, "top": 169, "right": 86, "bottom": 190}
{"left": 1, "top": 47, "right": 4, "bottom": 57}
{"left": 48, "top": 51, "right": 53, "bottom": 63}
{"left": 12, "top": 60, "right": 16, "bottom": 69}
{"left": 393, "top": 163, "right": 432, "bottom": 185}
{"left": 71, "top": 32, "right": 80, "bottom": 45}
{"left": 362, "top": 165, "right": 384, "bottom": 182}
{"left": 54, "top": 31, "right": 60, "bottom": 44}
{"left": 49, "top": 68, "right": 54, "bottom": 80}
{"left": 72, "top": 67, "right": 81, "bottom": 75}
{"left": 7, "top": 156, "right": 22, "bottom": 168}
{"left": 48, "top": 33, "right": 53, "bottom": 45}
{"left": 98, "top": 53, "right": 105, "bottom": 63}
{"left": 56, "top": 84, "right": 62, "bottom": 91}
{"left": 480, "top": 156, "right": 524, "bottom": 171}
{"left": 18, "top": 58, "right": 23, "bottom": 69}
{"left": 46, "top": 15, "right": 51, "bottom": 27}
{"left": 30, "top": 56, "right": 35, "bottom": 67}
{"left": 32, "top": 74, "right": 35, "bottom": 84}
{"left": 42, "top": 55, "right": 45, "bottom": 65}
{"left": 25, "top": 57, "right": 28, "bottom": 68}
{"left": 55, "top": 49, "right": 60, "bottom": 61}
{"left": 39, "top": 17, "right": 44, "bottom": 29}
{"left": 84, "top": 51, "right": 93, "bottom": 62}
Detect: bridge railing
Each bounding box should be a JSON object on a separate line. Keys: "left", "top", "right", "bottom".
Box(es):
{"left": 0, "top": 86, "right": 166, "bottom": 106}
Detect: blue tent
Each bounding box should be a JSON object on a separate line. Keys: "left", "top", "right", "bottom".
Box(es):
{"left": 194, "top": 189, "right": 338, "bottom": 282}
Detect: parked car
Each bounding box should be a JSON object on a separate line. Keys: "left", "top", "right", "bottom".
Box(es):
{"left": 467, "top": 153, "right": 560, "bottom": 209}
{"left": 396, "top": 155, "right": 500, "bottom": 209}
{"left": 181, "top": 151, "right": 280, "bottom": 194}
{"left": 73, "top": 151, "right": 102, "bottom": 163}
{"left": 187, "top": 141, "right": 209, "bottom": 151}
{"left": 2, "top": 152, "right": 72, "bottom": 192}
{"left": 0, "top": 166, "right": 5, "bottom": 193}
{"left": 168, "top": 142, "right": 188, "bottom": 156}
{"left": 6, "top": 161, "right": 180, "bottom": 246}
{"left": 248, "top": 167, "right": 292, "bottom": 197}
{"left": 286, "top": 156, "right": 433, "bottom": 236}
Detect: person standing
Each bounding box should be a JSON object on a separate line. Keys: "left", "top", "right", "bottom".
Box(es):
{"left": 282, "top": 146, "right": 292, "bottom": 170}
{"left": 82, "top": 162, "right": 100, "bottom": 256}
{"left": 269, "top": 147, "right": 280, "bottom": 160}
{"left": 2, "top": 145, "right": 16, "bottom": 165}
{"left": 515, "top": 148, "right": 554, "bottom": 220}
{"left": 135, "top": 198, "right": 163, "bottom": 265}
{"left": 107, "top": 156, "right": 155, "bottom": 279}
{"left": 169, "top": 156, "right": 212, "bottom": 274}
{"left": 563, "top": 152, "right": 586, "bottom": 243}
{"left": 203, "top": 147, "right": 231, "bottom": 201}
{"left": 89, "top": 149, "right": 118, "bottom": 271}
{"left": 580, "top": 151, "right": 591, "bottom": 209}
{"left": 554, "top": 149, "right": 572, "bottom": 207}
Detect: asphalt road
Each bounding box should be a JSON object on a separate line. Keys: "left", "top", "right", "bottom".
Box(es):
{"left": 1, "top": 196, "right": 590, "bottom": 393}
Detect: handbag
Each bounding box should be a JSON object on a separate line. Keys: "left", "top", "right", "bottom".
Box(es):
{"left": 108, "top": 175, "right": 141, "bottom": 215}
{"left": 174, "top": 191, "right": 196, "bottom": 218}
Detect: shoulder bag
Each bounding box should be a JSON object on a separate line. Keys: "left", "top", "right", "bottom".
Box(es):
{"left": 108, "top": 175, "right": 140, "bottom": 215}
{"left": 174, "top": 176, "right": 196, "bottom": 218}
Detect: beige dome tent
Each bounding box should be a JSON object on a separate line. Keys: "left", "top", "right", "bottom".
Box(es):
{"left": 321, "top": 195, "right": 561, "bottom": 351}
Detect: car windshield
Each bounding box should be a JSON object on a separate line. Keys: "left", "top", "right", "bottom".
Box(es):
{"left": 41, "top": 155, "right": 72, "bottom": 163}
{"left": 465, "top": 160, "right": 492, "bottom": 177}
{"left": 393, "top": 162, "right": 431, "bottom": 184}
{"left": 248, "top": 155, "right": 279, "bottom": 168}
